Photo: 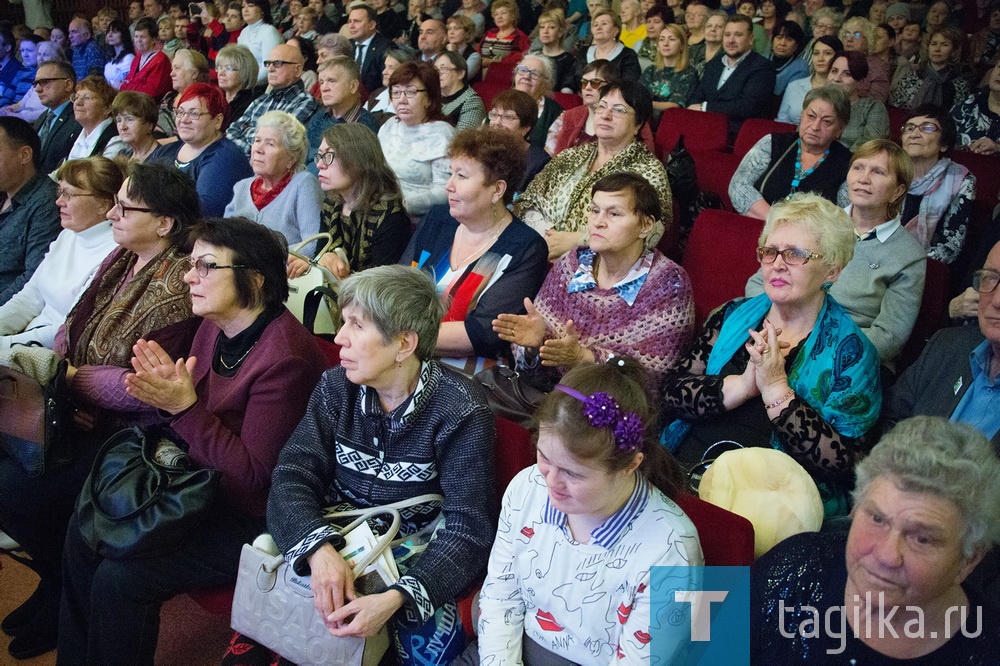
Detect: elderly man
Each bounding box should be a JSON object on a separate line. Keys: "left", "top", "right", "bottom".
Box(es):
{"left": 32, "top": 60, "right": 81, "bottom": 174}
{"left": 305, "top": 56, "right": 379, "bottom": 173}
{"left": 417, "top": 18, "right": 447, "bottom": 61}
{"left": 0, "top": 117, "right": 60, "bottom": 306}
{"left": 886, "top": 240, "right": 1000, "bottom": 450}
{"left": 687, "top": 14, "right": 776, "bottom": 138}
{"left": 347, "top": 4, "right": 391, "bottom": 93}
{"left": 68, "top": 18, "right": 107, "bottom": 81}
{"left": 226, "top": 43, "right": 318, "bottom": 156}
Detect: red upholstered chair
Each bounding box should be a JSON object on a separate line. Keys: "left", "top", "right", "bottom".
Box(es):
{"left": 552, "top": 92, "right": 583, "bottom": 109}
{"left": 654, "top": 107, "right": 730, "bottom": 157}
{"left": 691, "top": 149, "right": 742, "bottom": 211}
{"left": 887, "top": 106, "right": 907, "bottom": 144}
{"left": 682, "top": 209, "right": 766, "bottom": 329}
{"left": 483, "top": 60, "right": 517, "bottom": 84}
{"left": 951, "top": 150, "right": 1000, "bottom": 207}
{"left": 732, "top": 118, "right": 796, "bottom": 158}
{"left": 674, "top": 493, "right": 755, "bottom": 566}
{"left": 471, "top": 82, "right": 509, "bottom": 111}
{"left": 897, "top": 258, "right": 950, "bottom": 373}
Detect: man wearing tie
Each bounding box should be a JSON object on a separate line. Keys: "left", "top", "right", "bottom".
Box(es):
{"left": 32, "top": 61, "right": 80, "bottom": 175}
{"left": 348, "top": 4, "right": 390, "bottom": 95}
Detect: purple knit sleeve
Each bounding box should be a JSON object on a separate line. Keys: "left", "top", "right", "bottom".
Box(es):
{"left": 71, "top": 365, "right": 151, "bottom": 412}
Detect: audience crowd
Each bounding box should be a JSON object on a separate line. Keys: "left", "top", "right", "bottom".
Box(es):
{"left": 1, "top": 0, "right": 1000, "bottom": 663}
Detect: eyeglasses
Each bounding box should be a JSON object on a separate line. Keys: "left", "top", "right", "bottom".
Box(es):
{"left": 580, "top": 77, "right": 607, "bottom": 89}
{"left": 32, "top": 77, "right": 70, "bottom": 88}
{"left": 596, "top": 102, "right": 634, "bottom": 117}
{"left": 434, "top": 65, "right": 458, "bottom": 73}
{"left": 57, "top": 188, "right": 98, "bottom": 200}
{"left": 184, "top": 257, "right": 249, "bottom": 277}
{"left": 314, "top": 148, "right": 336, "bottom": 166}
{"left": 219, "top": 65, "right": 240, "bottom": 73}
{"left": 514, "top": 65, "right": 544, "bottom": 80}
{"left": 757, "top": 246, "right": 824, "bottom": 265}
{"left": 70, "top": 94, "right": 96, "bottom": 103}
{"left": 174, "top": 107, "right": 211, "bottom": 120}
{"left": 113, "top": 195, "right": 153, "bottom": 217}
{"left": 973, "top": 269, "right": 1000, "bottom": 294}
{"left": 900, "top": 122, "right": 940, "bottom": 135}
{"left": 841, "top": 31, "right": 863, "bottom": 39}
{"left": 488, "top": 110, "right": 519, "bottom": 123}
{"left": 389, "top": 87, "right": 426, "bottom": 99}
{"left": 263, "top": 59, "right": 301, "bottom": 69}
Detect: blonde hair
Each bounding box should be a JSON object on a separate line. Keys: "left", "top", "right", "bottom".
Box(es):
{"left": 654, "top": 23, "right": 690, "bottom": 71}
{"left": 760, "top": 192, "right": 856, "bottom": 270}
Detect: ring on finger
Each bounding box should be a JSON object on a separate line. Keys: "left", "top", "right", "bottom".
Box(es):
{"left": 762, "top": 345, "right": 770, "bottom": 355}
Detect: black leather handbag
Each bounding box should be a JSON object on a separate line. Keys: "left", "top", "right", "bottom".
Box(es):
{"left": 75, "top": 426, "right": 220, "bottom": 559}
{"left": 473, "top": 365, "right": 546, "bottom": 428}
{"left": 0, "top": 360, "right": 71, "bottom": 477}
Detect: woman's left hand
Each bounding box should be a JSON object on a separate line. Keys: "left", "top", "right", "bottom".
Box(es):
{"left": 539, "top": 320, "right": 593, "bottom": 367}
{"left": 124, "top": 339, "right": 198, "bottom": 415}
{"left": 287, "top": 255, "right": 310, "bottom": 279}
{"left": 747, "top": 320, "right": 790, "bottom": 396}
{"left": 326, "top": 589, "right": 406, "bottom": 639}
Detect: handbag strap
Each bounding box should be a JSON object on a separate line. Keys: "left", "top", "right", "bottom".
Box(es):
{"left": 86, "top": 428, "right": 169, "bottom": 521}
{"left": 292, "top": 232, "right": 334, "bottom": 257}
{"left": 302, "top": 285, "right": 339, "bottom": 333}
{"left": 321, "top": 493, "right": 445, "bottom": 522}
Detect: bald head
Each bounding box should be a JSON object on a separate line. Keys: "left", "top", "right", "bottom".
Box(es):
{"left": 68, "top": 18, "right": 92, "bottom": 48}
{"left": 418, "top": 19, "right": 447, "bottom": 57}
{"left": 266, "top": 44, "right": 305, "bottom": 88}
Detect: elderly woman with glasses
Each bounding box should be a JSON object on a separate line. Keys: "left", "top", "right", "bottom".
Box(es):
{"left": 378, "top": 61, "right": 455, "bottom": 217}
{"left": 223, "top": 265, "right": 497, "bottom": 665}
{"left": 215, "top": 44, "right": 262, "bottom": 124}
{"left": 65, "top": 76, "right": 128, "bottom": 161}
{"left": 0, "top": 163, "right": 201, "bottom": 660}
{"left": 840, "top": 16, "right": 891, "bottom": 103}
{"left": 486, "top": 89, "right": 550, "bottom": 198}
{"left": 58, "top": 216, "right": 326, "bottom": 665}
{"left": 511, "top": 53, "right": 562, "bottom": 149}
{"left": 516, "top": 81, "right": 670, "bottom": 260}
{"left": 495, "top": 173, "right": 694, "bottom": 389}
{"left": 224, "top": 110, "right": 323, "bottom": 255}
{"left": 663, "top": 193, "right": 882, "bottom": 516}
{"left": 435, "top": 51, "right": 486, "bottom": 130}
{"left": 149, "top": 84, "right": 253, "bottom": 217}
{"left": 753, "top": 416, "right": 1000, "bottom": 660}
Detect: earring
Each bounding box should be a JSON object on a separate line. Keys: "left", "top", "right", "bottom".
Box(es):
{"left": 821, "top": 281, "right": 833, "bottom": 291}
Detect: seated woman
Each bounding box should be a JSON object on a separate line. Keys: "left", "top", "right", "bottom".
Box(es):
{"left": 511, "top": 53, "right": 562, "bottom": 150}
{"left": 378, "top": 61, "right": 455, "bottom": 217}
{"left": 473, "top": 358, "right": 703, "bottom": 664}
{"left": 65, "top": 76, "right": 127, "bottom": 162}
{"left": 828, "top": 51, "right": 891, "bottom": 150}
{"left": 149, "top": 84, "right": 253, "bottom": 217}
{"left": 112, "top": 91, "right": 160, "bottom": 163}
{"left": 584, "top": 10, "right": 642, "bottom": 83}
{"left": 157, "top": 48, "right": 210, "bottom": 137}
{"left": 400, "top": 127, "right": 548, "bottom": 374}
{"left": 890, "top": 25, "right": 970, "bottom": 112}
{"left": 0, "top": 164, "right": 201, "bottom": 660}
{"left": 478, "top": 0, "right": 531, "bottom": 63}
{"left": 516, "top": 81, "right": 671, "bottom": 260}
{"left": 215, "top": 44, "right": 262, "bottom": 124}
{"left": 288, "top": 123, "right": 411, "bottom": 280}
{"left": 224, "top": 110, "right": 324, "bottom": 252}
{"left": 0, "top": 158, "right": 120, "bottom": 351}
{"left": 486, "top": 89, "right": 550, "bottom": 199}
{"left": 840, "top": 16, "right": 891, "bottom": 103}
{"left": 663, "top": 193, "right": 882, "bottom": 515}
{"left": 693, "top": 9, "right": 726, "bottom": 75}
{"left": 446, "top": 14, "right": 483, "bottom": 82}
{"left": 530, "top": 10, "right": 576, "bottom": 93}
{"left": 495, "top": 173, "right": 694, "bottom": 389}
{"left": 59, "top": 216, "right": 326, "bottom": 664}
{"left": 730, "top": 85, "right": 853, "bottom": 220}
{"left": 753, "top": 416, "right": 1000, "bottom": 660}
{"left": 899, "top": 104, "right": 976, "bottom": 265}
{"left": 366, "top": 49, "right": 415, "bottom": 117}
{"left": 639, "top": 23, "right": 700, "bottom": 115}
{"left": 803, "top": 139, "right": 925, "bottom": 369}
{"left": 953, "top": 61, "right": 1000, "bottom": 155}
{"left": 435, "top": 51, "right": 486, "bottom": 130}
{"left": 225, "top": 264, "right": 497, "bottom": 665}
{"left": 777, "top": 35, "right": 843, "bottom": 124}
{"left": 770, "top": 19, "right": 809, "bottom": 95}
{"left": 102, "top": 20, "right": 135, "bottom": 90}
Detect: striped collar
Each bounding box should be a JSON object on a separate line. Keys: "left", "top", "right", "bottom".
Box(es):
{"left": 541, "top": 473, "right": 650, "bottom": 549}
{"left": 358, "top": 361, "right": 433, "bottom": 428}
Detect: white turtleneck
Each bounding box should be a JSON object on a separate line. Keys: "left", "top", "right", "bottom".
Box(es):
{"left": 0, "top": 221, "right": 119, "bottom": 350}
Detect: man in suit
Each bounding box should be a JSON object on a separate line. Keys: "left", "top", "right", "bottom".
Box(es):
{"left": 687, "top": 14, "right": 776, "bottom": 138}
{"left": 32, "top": 61, "right": 81, "bottom": 175}
{"left": 885, "top": 239, "right": 1000, "bottom": 451}
{"left": 347, "top": 4, "right": 390, "bottom": 94}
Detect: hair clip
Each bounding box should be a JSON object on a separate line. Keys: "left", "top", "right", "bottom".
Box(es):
{"left": 554, "top": 385, "right": 643, "bottom": 453}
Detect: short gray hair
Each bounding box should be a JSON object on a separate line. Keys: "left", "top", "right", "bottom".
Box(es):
{"left": 853, "top": 416, "right": 1000, "bottom": 558}
{"left": 761, "top": 192, "right": 856, "bottom": 270}
{"left": 517, "top": 53, "right": 555, "bottom": 95}
{"left": 315, "top": 32, "right": 353, "bottom": 58}
{"left": 216, "top": 44, "right": 259, "bottom": 91}
{"left": 338, "top": 265, "right": 445, "bottom": 361}
{"left": 803, "top": 84, "right": 852, "bottom": 128}
{"left": 255, "top": 110, "right": 308, "bottom": 171}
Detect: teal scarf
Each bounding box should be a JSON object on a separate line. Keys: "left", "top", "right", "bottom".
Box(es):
{"left": 663, "top": 294, "right": 882, "bottom": 515}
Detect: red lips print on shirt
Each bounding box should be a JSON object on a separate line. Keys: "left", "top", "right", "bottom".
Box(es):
{"left": 617, "top": 602, "right": 632, "bottom": 624}
{"left": 535, "top": 610, "right": 564, "bottom": 632}
{"left": 520, "top": 526, "right": 535, "bottom": 539}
